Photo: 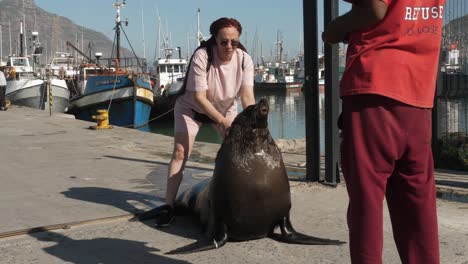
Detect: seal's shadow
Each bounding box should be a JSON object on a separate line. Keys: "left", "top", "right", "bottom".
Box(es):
{"left": 28, "top": 228, "right": 191, "bottom": 264}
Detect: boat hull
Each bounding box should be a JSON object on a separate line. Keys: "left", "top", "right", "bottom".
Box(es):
{"left": 6, "top": 79, "right": 70, "bottom": 112}
{"left": 254, "top": 81, "right": 303, "bottom": 93}
{"left": 69, "top": 75, "right": 154, "bottom": 129}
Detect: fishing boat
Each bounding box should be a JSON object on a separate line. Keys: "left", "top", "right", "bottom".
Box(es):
{"left": 46, "top": 51, "right": 80, "bottom": 99}
{"left": 151, "top": 47, "right": 187, "bottom": 97}
{"left": 68, "top": 0, "right": 154, "bottom": 129}
{"left": 254, "top": 32, "right": 303, "bottom": 93}
{"left": 6, "top": 27, "right": 70, "bottom": 113}
{"left": 150, "top": 47, "right": 187, "bottom": 120}
{"left": 254, "top": 64, "right": 303, "bottom": 93}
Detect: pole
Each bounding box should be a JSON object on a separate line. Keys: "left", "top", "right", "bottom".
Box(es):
{"left": 113, "top": 0, "right": 125, "bottom": 64}
{"left": 158, "top": 14, "right": 161, "bottom": 59}
{"left": 324, "top": 0, "right": 341, "bottom": 185}
{"left": 197, "top": 8, "right": 201, "bottom": 47}
{"left": 20, "top": 22, "right": 24, "bottom": 57}
{"left": 0, "top": 25, "right": 3, "bottom": 60}
{"left": 302, "top": 0, "right": 320, "bottom": 181}
{"left": 48, "top": 79, "right": 53, "bottom": 116}
{"left": 141, "top": 0, "right": 146, "bottom": 60}
{"left": 9, "top": 21, "right": 11, "bottom": 56}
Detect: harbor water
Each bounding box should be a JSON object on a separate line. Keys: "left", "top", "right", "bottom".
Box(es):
{"left": 149, "top": 90, "right": 326, "bottom": 154}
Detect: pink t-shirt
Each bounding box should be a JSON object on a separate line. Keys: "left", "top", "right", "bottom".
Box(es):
{"left": 176, "top": 47, "right": 254, "bottom": 115}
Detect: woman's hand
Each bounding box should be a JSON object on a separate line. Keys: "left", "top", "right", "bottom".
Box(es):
{"left": 219, "top": 117, "right": 231, "bottom": 131}
{"left": 219, "top": 117, "right": 232, "bottom": 137}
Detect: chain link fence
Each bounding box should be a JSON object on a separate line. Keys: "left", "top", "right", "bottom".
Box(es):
{"left": 434, "top": 0, "right": 468, "bottom": 170}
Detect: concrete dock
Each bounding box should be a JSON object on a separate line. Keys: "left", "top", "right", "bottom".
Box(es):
{"left": 0, "top": 105, "right": 467, "bottom": 264}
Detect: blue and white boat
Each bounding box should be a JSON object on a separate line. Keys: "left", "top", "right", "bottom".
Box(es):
{"left": 68, "top": 0, "right": 154, "bottom": 129}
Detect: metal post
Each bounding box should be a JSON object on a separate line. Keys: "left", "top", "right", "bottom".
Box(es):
{"left": 433, "top": 47, "right": 444, "bottom": 161}
{"left": 324, "top": 0, "right": 341, "bottom": 185}
{"left": 303, "top": 0, "right": 320, "bottom": 181}
{"left": 48, "top": 79, "right": 52, "bottom": 116}
{"left": 0, "top": 25, "right": 3, "bottom": 60}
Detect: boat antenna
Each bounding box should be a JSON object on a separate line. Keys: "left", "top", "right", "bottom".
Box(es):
{"left": 113, "top": 0, "right": 126, "bottom": 65}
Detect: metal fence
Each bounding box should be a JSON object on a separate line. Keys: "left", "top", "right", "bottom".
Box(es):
{"left": 433, "top": 0, "right": 468, "bottom": 170}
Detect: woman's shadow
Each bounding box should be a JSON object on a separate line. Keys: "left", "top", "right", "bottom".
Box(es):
{"left": 29, "top": 228, "right": 191, "bottom": 264}
{"left": 60, "top": 161, "right": 213, "bottom": 251}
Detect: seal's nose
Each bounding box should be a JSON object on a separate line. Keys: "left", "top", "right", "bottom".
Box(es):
{"left": 260, "top": 105, "right": 268, "bottom": 115}
{"left": 257, "top": 98, "right": 269, "bottom": 116}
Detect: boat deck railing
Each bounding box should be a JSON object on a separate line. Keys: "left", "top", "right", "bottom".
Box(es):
{"left": 97, "top": 57, "right": 147, "bottom": 72}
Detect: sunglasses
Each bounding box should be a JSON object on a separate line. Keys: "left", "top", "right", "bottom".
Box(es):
{"left": 219, "top": 39, "right": 240, "bottom": 47}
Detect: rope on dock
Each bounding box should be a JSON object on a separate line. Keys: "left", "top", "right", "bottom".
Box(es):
{"left": 121, "top": 107, "right": 175, "bottom": 129}
{"left": 106, "top": 74, "right": 120, "bottom": 113}
{"left": 0, "top": 213, "right": 137, "bottom": 239}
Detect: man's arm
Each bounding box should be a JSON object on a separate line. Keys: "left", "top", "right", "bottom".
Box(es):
{"left": 322, "top": 0, "right": 388, "bottom": 44}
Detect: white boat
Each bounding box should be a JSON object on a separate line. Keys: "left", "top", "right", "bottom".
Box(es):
{"left": 150, "top": 47, "right": 187, "bottom": 119}
{"left": 47, "top": 52, "right": 79, "bottom": 79}
{"left": 5, "top": 56, "right": 45, "bottom": 108}
{"left": 6, "top": 26, "right": 70, "bottom": 112}
{"left": 151, "top": 47, "right": 187, "bottom": 96}
{"left": 6, "top": 56, "right": 70, "bottom": 113}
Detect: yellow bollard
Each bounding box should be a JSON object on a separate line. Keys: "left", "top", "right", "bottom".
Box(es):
{"left": 89, "top": 109, "right": 113, "bottom": 130}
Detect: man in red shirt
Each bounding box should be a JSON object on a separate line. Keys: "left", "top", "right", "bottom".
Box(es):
{"left": 323, "top": 0, "right": 445, "bottom": 263}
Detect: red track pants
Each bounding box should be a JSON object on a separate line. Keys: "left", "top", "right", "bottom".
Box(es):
{"left": 340, "top": 95, "right": 440, "bottom": 264}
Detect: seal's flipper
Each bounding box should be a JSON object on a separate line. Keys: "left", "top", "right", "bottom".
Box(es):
{"left": 270, "top": 216, "right": 345, "bottom": 245}
{"left": 166, "top": 222, "right": 228, "bottom": 254}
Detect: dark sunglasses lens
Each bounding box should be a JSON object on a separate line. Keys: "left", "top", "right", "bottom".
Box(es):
{"left": 220, "top": 40, "right": 239, "bottom": 47}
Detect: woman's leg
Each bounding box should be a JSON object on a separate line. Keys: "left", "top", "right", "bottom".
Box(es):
{"left": 166, "top": 105, "right": 201, "bottom": 206}
{"left": 165, "top": 131, "right": 196, "bottom": 206}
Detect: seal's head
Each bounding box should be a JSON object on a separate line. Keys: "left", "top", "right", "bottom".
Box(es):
{"left": 223, "top": 98, "right": 272, "bottom": 152}
{"left": 231, "top": 98, "right": 269, "bottom": 132}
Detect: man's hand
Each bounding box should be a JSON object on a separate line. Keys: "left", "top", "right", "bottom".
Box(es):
{"left": 322, "top": 20, "right": 349, "bottom": 44}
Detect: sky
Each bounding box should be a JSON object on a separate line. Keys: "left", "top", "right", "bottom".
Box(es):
{"left": 34, "top": 0, "right": 351, "bottom": 63}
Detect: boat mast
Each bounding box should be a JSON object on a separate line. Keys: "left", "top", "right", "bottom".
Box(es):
{"left": 158, "top": 12, "right": 161, "bottom": 59}
{"left": 197, "top": 8, "right": 201, "bottom": 47}
{"left": 9, "top": 21, "right": 11, "bottom": 56}
{"left": 19, "top": 22, "right": 24, "bottom": 57}
{"left": 113, "top": 0, "right": 125, "bottom": 64}
{"left": 140, "top": 0, "right": 146, "bottom": 60}
{"left": 0, "top": 25, "right": 2, "bottom": 60}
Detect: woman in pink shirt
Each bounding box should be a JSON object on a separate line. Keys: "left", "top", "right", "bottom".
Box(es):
{"left": 155, "top": 17, "right": 255, "bottom": 226}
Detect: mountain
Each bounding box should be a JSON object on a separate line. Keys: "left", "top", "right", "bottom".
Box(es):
{"left": 0, "top": 0, "right": 132, "bottom": 64}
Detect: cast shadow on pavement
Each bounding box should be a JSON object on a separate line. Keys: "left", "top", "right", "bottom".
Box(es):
{"left": 28, "top": 228, "right": 191, "bottom": 264}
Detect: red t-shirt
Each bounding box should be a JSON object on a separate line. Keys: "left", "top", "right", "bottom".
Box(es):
{"left": 341, "top": 0, "right": 446, "bottom": 108}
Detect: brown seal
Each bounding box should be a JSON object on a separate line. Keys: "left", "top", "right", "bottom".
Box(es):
{"left": 168, "top": 98, "right": 345, "bottom": 254}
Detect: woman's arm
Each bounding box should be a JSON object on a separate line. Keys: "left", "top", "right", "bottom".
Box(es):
{"left": 239, "top": 85, "right": 255, "bottom": 109}
{"left": 192, "top": 90, "right": 231, "bottom": 127}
